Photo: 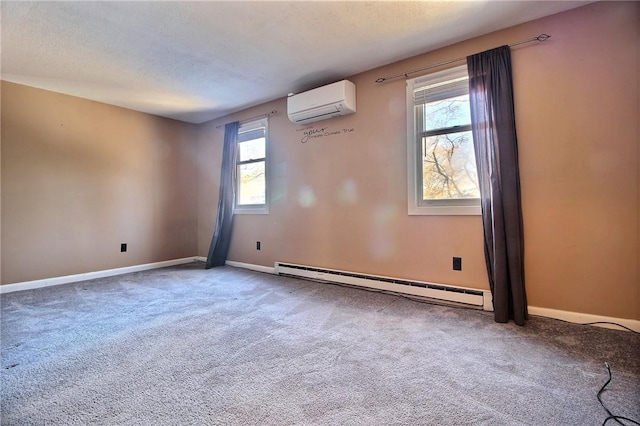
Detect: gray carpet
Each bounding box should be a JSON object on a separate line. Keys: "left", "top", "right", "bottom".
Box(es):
{"left": 1, "top": 262, "right": 638, "bottom": 425}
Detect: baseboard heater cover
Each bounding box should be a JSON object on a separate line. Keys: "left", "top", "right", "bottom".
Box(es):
{"left": 275, "top": 262, "right": 492, "bottom": 311}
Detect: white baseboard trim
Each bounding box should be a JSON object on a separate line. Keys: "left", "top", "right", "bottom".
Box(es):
{"left": 4, "top": 259, "right": 637, "bottom": 333}
{"left": 528, "top": 306, "right": 640, "bottom": 333}
{"left": 225, "top": 260, "right": 276, "bottom": 275}
{"left": 0, "top": 257, "right": 201, "bottom": 294}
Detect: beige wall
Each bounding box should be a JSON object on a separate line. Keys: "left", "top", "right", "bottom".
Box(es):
{"left": 197, "top": 2, "right": 639, "bottom": 320}
{"left": 1, "top": 82, "right": 198, "bottom": 284}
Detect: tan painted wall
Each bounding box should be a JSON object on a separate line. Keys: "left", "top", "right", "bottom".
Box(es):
{"left": 197, "top": 2, "right": 639, "bottom": 320}
{"left": 1, "top": 82, "right": 198, "bottom": 284}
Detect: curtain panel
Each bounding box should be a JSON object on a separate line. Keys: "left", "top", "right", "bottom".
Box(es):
{"left": 467, "top": 46, "right": 528, "bottom": 325}
{"left": 206, "top": 121, "right": 239, "bottom": 269}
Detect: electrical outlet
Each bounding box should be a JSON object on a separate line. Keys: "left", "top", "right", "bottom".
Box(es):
{"left": 453, "top": 257, "right": 462, "bottom": 271}
{"left": 121, "top": 243, "right": 127, "bottom": 253}
{"left": 256, "top": 241, "right": 261, "bottom": 250}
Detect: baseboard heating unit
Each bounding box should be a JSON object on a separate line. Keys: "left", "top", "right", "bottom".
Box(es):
{"left": 275, "top": 262, "right": 493, "bottom": 311}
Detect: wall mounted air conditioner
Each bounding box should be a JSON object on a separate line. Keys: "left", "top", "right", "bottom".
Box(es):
{"left": 287, "top": 80, "right": 356, "bottom": 124}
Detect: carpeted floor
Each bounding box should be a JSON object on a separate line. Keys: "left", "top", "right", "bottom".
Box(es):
{"left": 1, "top": 262, "right": 638, "bottom": 425}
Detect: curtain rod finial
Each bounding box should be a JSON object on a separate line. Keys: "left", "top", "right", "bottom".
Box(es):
{"left": 536, "top": 34, "right": 551, "bottom": 42}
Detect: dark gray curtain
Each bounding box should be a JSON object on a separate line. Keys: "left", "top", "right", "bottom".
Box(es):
{"left": 467, "top": 46, "right": 527, "bottom": 325}
{"left": 206, "top": 121, "right": 239, "bottom": 269}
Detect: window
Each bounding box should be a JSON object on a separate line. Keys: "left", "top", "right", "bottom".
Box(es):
{"left": 407, "top": 65, "right": 480, "bottom": 215}
{"left": 235, "top": 118, "right": 268, "bottom": 214}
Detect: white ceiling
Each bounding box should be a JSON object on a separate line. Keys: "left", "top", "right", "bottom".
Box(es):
{"left": 1, "top": 1, "right": 591, "bottom": 124}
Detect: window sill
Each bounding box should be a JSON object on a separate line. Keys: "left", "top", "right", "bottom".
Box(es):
{"left": 408, "top": 204, "right": 481, "bottom": 216}
{"left": 234, "top": 206, "right": 269, "bottom": 215}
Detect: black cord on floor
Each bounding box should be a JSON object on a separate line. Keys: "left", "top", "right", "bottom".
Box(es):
{"left": 598, "top": 362, "right": 640, "bottom": 426}
{"left": 530, "top": 315, "right": 639, "bottom": 334}
{"left": 604, "top": 417, "right": 640, "bottom": 426}
{"left": 583, "top": 322, "right": 639, "bottom": 334}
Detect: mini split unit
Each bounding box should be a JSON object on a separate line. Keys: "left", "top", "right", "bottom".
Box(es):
{"left": 287, "top": 80, "right": 356, "bottom": 124}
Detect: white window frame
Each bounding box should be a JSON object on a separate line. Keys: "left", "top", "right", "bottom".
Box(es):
{"left": 234, "top": 117, "right": 269, "bottom": 215}
{"left": 406, "top": 65, "right": 480, "bottom": 216}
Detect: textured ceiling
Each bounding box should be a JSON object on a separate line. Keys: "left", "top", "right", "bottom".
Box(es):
{"left": 1, "top": 1, "right": 591, "bottom": 124}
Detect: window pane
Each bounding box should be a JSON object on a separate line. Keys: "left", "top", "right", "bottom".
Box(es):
{"left": 238, "top": 137, "right": 265, "bottom": 162}
{"left": 422, "top": 130, "right": 479, "bottom": 200}
{"left": 422, "top": 95, "right": 471, "bottom": 132}
{"left": 238, "top": 161, "right": 266, "bottom": 205}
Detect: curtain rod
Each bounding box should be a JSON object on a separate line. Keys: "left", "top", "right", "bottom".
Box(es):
{"left": 375, "top": 34, "right": 551, "bottom": 83}
{"left": 215, "top": 110, "right": 277, "bottom": 129}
